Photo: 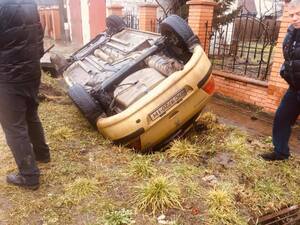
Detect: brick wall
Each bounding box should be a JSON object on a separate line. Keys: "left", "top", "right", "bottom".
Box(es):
{"left": 213, "top": 70, "right": 269, "bottom": 109}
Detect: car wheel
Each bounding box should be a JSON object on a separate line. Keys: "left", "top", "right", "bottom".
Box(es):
{"left": 68, "top": 84, "right": 104, "bottom": 128}
{"left": 106, "top": 15, "right": 126, "bottom": 35}
{"left": 160, "top": 15, "right": 199, "bottom": 51}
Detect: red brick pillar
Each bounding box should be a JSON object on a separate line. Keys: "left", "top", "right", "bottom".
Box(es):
{"left": 107, "top": 4, "right": 123, "bottom": 17}
{"left": 38, "top": 8, "right": 46, "bottom": 32}
{"left": 50, "top": 7, "right": 61, "bottom": 40}
{"left": 139, "top": 4, "right": 158, "bottom": 32}
{"left": 67, "top": 0, "right": 83, "bottom": 44}
{"left": 265, "top": 6, "right": 291, "bottom": 112}
{"left": 89, "top": 0, "right": 106, "bottom": 39}
{"left": 187, "top": 0, "right": 216, "bottom": 52}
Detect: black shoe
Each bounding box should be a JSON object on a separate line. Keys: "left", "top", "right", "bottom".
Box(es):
{"left": 260, "top": 152, "right": 289, "bottom": 161}
{"left": 36, "top": 156, "right": 51, "bottom": 163}
{"left": 6, "top": 173, "right": 39, "bottom": 190}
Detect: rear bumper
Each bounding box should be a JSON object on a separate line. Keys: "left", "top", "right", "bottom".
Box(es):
{"left": 96, "top": 45, "right": 213, "bottom": 149}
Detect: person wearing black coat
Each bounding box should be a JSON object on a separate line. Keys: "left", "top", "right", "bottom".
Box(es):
{"left": 0, "top": 0, "right": 50, "bottom": 189}
{"left": 260, "top": 0, "right": 300, "bottom": 161}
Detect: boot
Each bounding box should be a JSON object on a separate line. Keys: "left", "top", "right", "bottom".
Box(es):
{"left": 6, "top": 173, "right": 39, "bottom": 190}
{"left": 260, "top": 152, "right": 289, "bottom": 161}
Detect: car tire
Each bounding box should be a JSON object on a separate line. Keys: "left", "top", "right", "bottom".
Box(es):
{"left": 106, "top": 15, "right": 126, "bottom": 35}
{"left": 160, "top": 15, "right": 199, "bottom": 50}
{"left": 68, "top": 84, "right": 104, "bottom": 128}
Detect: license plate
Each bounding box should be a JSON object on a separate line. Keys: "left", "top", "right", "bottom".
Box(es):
{"left": 149, "top": 88, "right": 187, "bottom": 121}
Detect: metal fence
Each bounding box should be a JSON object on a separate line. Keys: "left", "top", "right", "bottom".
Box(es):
{"left": 205, "top": 13, "right": 280, "bottom": 81}
{"left": 123, "top": 13, "right": 139, "bottom": 30}
{"left": 123, "top": 12, "right": 183, "bottom": 34}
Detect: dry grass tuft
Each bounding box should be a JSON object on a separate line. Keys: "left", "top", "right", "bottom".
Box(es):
{"left": 129, "top": 156, "right": 156, "bottom": 178}
{"left": 206, "top": 183, "right": 247, "bottom": 225}
{"left": 168, "top": 139, "right": 199, "bottom": 160}
{"left": 134, "top": 176, "right": 182, "bottom": 214}
{"left": 52, "top": 126, "right": 74, "bottom": 141}
{"left": 196, "top": 112, "right": 218, "bottom": 130}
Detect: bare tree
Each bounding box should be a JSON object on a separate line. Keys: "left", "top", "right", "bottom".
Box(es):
{"left": 154, "top": 0, "right": 188, "bottom": 18}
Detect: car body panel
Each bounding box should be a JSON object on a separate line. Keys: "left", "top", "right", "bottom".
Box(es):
{"left": 63, "top": 25, "right": 214, "bottom": 151}
{"left": 96, "top": 45, "right": 213, "bottom": 149}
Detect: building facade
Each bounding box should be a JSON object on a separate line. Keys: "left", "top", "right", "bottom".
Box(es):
{"left": 37, "top": 0, "right": 106, "bottom": 44}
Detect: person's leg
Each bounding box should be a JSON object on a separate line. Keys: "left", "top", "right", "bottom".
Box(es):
{"left": 271, "top": 89, "right": 300, "bottom": 157}
{"left": 0, "top": 92, "right": 39, "bottom": 187}
{"left": 26, "top": 99, "right": 50, "bottom": 162}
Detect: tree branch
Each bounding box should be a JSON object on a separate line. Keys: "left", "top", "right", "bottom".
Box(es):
{"left": 155, "top": 0, "right": 168, "bottom": 17}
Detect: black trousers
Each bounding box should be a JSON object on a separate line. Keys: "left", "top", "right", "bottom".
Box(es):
{"left": 0, "top": 80, "right": 50, "bottom": 180}
{"left": 273, "top": 88, "right": 300, "bottom": 156}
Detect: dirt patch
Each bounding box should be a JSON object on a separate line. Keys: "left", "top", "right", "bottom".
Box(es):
{"left": 212, "top": 152, "right": 235, "bottom": 169}
{"left": 39, "top": 76, "right": 72, "bottom": 105}
{"left": 40, "top": 80, "right": 63, "bottom": 95}
{"left": 39, "top": 82, "right": 63, "bottom": 99}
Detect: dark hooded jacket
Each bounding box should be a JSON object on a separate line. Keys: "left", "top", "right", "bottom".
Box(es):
{"left": 281, "top": 25, "right": 300, "bottom": 91}
{"left": 0, "top": 0, "right": 44, "bottom": 84}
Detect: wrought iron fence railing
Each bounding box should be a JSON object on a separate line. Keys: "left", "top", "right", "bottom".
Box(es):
{"left": 123, "top": 12, "right": 185, "bottom": 34}
{"left": 123, "top": 13, "right": 139, "bottom": 30}
{"left": 205, "top": 14, "right": 279, "bottom": 81}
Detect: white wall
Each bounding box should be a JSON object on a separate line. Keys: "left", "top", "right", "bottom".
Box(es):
{"left": 66, "top": 0, "right": 72, "bottom": 41}
{"left": 233, "top": 0, "right": 283, "bottom": 17}
{"left": 81, "top": 0, "right": 91, "bottom": 44}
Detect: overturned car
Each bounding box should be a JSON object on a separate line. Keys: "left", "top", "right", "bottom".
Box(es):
{"left": 58, "top": 15, "right": 214, "bottom": 152}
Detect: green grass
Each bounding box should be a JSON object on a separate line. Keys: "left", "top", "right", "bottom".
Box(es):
{"left": 224, "top": 130, "right": 249, "bottom": 156}
{"left": 0, "top": 74, "right": 299, "bottom": 224}
{"left": 103, "top": 209, "right": 135, "bottom": 225}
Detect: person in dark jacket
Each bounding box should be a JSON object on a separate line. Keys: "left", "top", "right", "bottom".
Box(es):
{"left": 261, "top": 0, "right": 300, "bottom": 161}
{"left": 0, "top": 0, "right": 50, "bottom": 189}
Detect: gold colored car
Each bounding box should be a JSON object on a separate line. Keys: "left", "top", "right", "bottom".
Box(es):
{"left": 61, "top": 15, "right": 214, "bottom": 152}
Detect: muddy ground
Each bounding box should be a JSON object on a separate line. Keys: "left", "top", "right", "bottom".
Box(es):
{"left": 206, "top": 95, "right": 300, "bottom": 155}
